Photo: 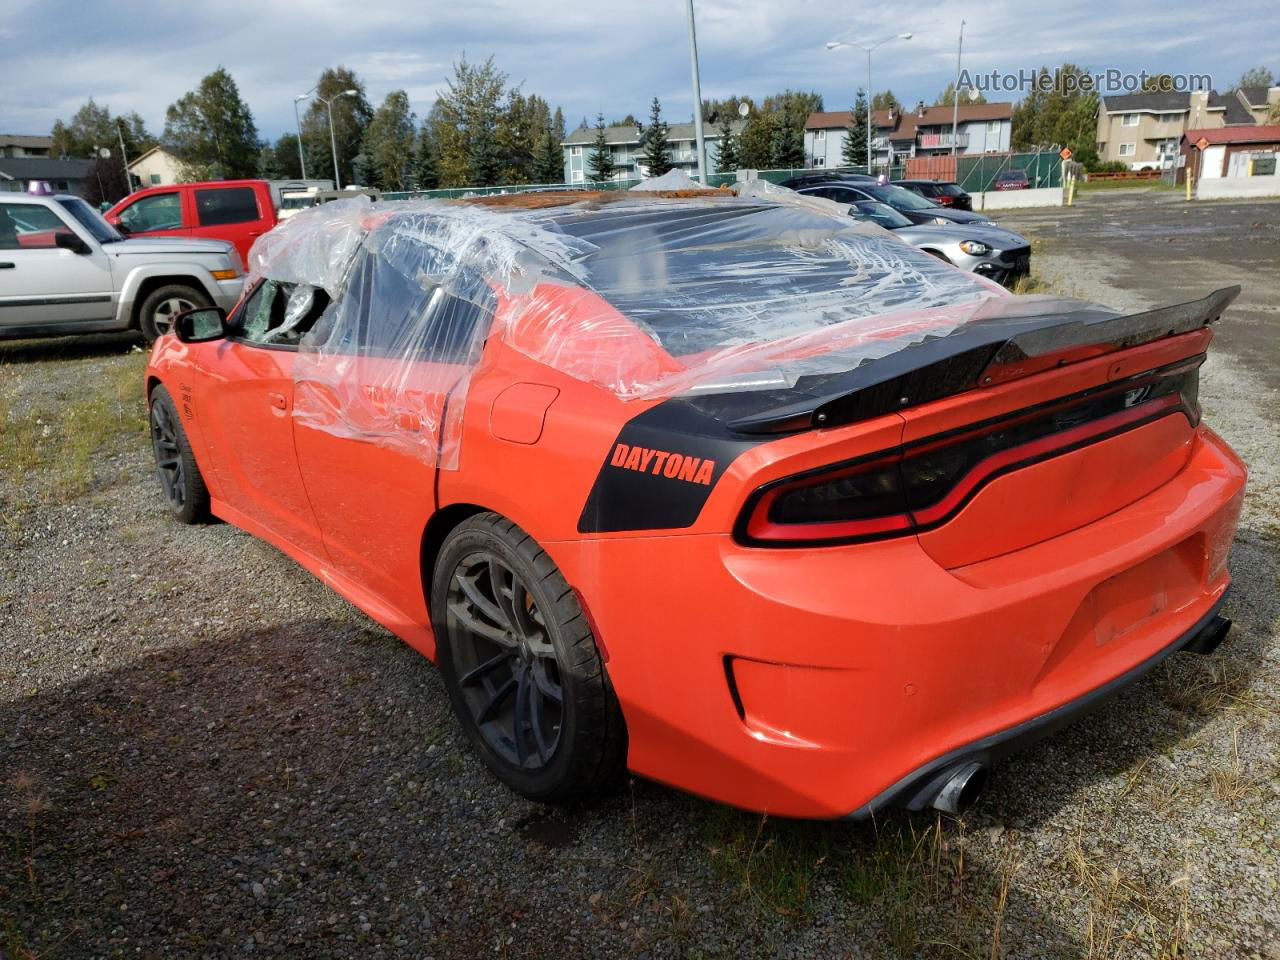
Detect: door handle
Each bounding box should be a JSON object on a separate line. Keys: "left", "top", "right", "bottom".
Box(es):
{"left": 0, "top": 262, "right": 14, "bottom": 269}
{"left": 267, "top": 391, "right": 288, "bottom": 410}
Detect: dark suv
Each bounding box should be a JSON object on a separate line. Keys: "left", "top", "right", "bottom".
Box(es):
{"left": 893, "top": 179, "right": 972, "bottom": 211}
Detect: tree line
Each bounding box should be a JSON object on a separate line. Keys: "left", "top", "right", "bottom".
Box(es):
{"left": 51, "top": 60, "right": 1278, "bottom": 204}
{"left": 49, "top": 57, "right": 569, "bottom": 203}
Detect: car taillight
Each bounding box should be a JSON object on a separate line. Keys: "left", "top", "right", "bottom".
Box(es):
{"left": 937, "top": 196, "right": 954, "bottom": 205}
{"left": 736, "top": 358, "right": 1202, "bottom": 547}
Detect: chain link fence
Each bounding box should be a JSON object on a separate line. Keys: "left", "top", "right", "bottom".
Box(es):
{"left": 956, "top": 152, "right": 1063, "bottom": 193}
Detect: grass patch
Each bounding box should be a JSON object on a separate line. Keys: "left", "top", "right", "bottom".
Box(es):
{"left": 1076, "top": 177, "right": 1179, "bottom": 193}
{"left": 0, "top": 354, "right": 148, "bottom": 517}
{"left": 701, "top": 807, "right": 1016, "bottom": 957}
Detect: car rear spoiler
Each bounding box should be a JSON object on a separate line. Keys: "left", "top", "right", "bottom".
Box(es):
{"left": 725, "top": 286, "right": 1240, "bottom": 435}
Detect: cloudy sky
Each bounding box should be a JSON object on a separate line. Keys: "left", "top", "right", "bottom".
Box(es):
{"left": 1, "top": 0, "right": 1275, "bottom": 141}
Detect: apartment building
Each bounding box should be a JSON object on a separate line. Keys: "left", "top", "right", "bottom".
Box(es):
{"left": 561, "top": 120, "right": 746, "bottom": 183}
{"left": 0, "top": 134, "right": 53, "bottom": 158}
{"left": 803, "top": 103, "right": 1012, "bottom": 170}
{"left": 1097, "top": 89, "right": 1267, "bottom": 169}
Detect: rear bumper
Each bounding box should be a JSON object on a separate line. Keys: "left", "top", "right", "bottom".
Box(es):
{"left": 556, "top": 424, "right": 1246, "bottom": 818}
{"left": 845, "top": 596, "right": 1231, "bottom": 818}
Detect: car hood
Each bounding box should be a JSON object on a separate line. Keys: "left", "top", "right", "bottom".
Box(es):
{"left": 892, "top": 222, "right": 1027, "bottom": 248}
{"left": 105, "top": 236, "right": 236, "bottom": 257}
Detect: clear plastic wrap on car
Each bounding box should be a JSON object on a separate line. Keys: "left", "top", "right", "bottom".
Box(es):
{"left": 243, "top": 187, "right": 1014, "bottom": 470}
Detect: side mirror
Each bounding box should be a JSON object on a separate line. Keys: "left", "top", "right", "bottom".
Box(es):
{"left": 173, "top": 306, "right": 228, "bottom": 344}
{"left": 54, "top": 231, "right": 90, "bottom": 255}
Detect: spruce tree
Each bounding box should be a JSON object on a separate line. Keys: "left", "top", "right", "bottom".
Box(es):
{"left": 842, "top": 89, "right": 870, "bottom": 170}
{"left": 413, "top": 125, "right": 438, "bottom": 189}
{"left": 714, "top": 114, "right": 739, "bottom": 173}
{"left": 640, "top": 97, "right": 671, "bottom": 178}
{"left": 587, "top": 113, "right": 615, "bottom": 182}
{"left": 534, "top": 131, "right": 563, "bottom": 183}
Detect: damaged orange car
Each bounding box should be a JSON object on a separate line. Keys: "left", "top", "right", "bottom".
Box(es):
{"left": 145, "top": 188, "right": 1245, "bottom": 818}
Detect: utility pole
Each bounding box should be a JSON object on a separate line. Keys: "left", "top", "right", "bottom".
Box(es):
{"left": 685, "top": 0, "right": 708, "bottom": 184}
{"left": 116, "top": 120, "right": 131, "bottom": 195}
{"left": 293, "top": 92, "right": 313, "bottom": 179}
{"left": 950, "top": 20, "right": 965, "bottom": 156}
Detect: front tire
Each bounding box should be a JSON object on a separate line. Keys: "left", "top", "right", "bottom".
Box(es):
{"left": 149, "top": 385, "right": 211, "bottom": 524}
{"left": 431, "top": 513, "right": 626, "bottom": 802}
{"left": 138, "top": 284, "right": 210, "bottom": 344}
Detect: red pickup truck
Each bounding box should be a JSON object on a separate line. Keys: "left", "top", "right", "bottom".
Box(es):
{"left": 106, "top": 180, "right": 276, "bottom": 269}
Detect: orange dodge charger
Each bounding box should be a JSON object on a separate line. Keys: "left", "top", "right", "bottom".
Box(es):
{"left": 145, "top": 190, "right": 1245, "bottom": 818}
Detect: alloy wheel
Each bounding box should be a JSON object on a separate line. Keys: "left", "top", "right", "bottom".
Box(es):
{"left": 445, "top": 552, "right": 564, "bottom": 770}
{"left": 151, "top": 296, "right": 195, "bottom": 337}
{"left": 150, "top": 400, "right": 186, "bottom": 509}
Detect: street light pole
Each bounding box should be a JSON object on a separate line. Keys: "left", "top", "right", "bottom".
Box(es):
{"left": 950, "top": 20, "right": 965, "bottom": 156}
{"left": 293, "top": 92, "right": 313, "bottom": 179}
{"left": 684, "top": 0, "right": 708, "bottom": 184}
{"left": 115, "top": 120, "right": 131, "bottom": 194}
{"left": 314, "top": 89, "right": 358, "bottom": 189}
{"left": 826, "top": 33, "right": 911, "bottom": 176}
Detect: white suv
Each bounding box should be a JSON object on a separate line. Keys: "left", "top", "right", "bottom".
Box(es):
{"left": 0, "top": 193, "right": 245, "bottom": 342}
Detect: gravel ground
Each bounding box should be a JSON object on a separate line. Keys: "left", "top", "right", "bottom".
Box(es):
{"left": 2, "top": 192, "right": 1278, "bottom": 959}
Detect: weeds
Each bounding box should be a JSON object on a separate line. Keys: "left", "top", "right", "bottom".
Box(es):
{"left": 0, "top": 354, "right": 147, "bottom": 515}
{"left": 700, "top": 807, "right": 1016, "bottom": 956}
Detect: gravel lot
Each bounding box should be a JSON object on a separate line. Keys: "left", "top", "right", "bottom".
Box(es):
{"left": 2, "top": 191, "right": 1278, "bottom": 959}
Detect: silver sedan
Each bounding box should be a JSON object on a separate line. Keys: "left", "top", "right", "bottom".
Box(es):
{"left": 844, "top": 199, "right": 1030, "bottom": 286}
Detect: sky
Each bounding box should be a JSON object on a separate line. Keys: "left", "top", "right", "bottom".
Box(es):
{"left": 1, "top": 0, "right": 1276, "bottom": 143}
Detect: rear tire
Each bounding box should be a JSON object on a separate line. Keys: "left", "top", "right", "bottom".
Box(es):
{"left": 138, "top": 284, "right": 210, "bottom": 344}
{"left": 431, "top": 513, "right": 626, "bottom": 802}
{"left": 149, "top": 385, "right": 211, "bottom": 524}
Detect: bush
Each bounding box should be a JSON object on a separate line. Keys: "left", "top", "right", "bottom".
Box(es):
{"left": 1087, "top": 160, "right": 1129, "bottom": 174}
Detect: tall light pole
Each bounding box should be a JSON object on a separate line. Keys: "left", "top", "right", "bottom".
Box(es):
{"left": 115, "top": 119, "right": 131, "bottom": 194}
{"left": 826, "top": 32, "right": 912, "bottom": 175}
{"left": 685, "top": 0, "right": 708, "bottom": 184}
{"left": 950, "top": 20, "right": 966, "bottom": 156}
{"left": 293, "top": 91, "right": 313, "bottom": 179}
{"left": 314, "top": 89, "right": 358, "bottom": 189}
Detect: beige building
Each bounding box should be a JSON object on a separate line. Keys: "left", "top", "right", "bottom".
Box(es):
{"left": 128, "top": 146, "right": 186, "bottom": 188}
{"left": 1235, "top": 86, "right": 1280, "bottom": 124}
{"left": 1097, "top": 89, "right": 1267, "bottom": 169}
{"left": 0, "top": 134, "right": 53, "bottom": 158}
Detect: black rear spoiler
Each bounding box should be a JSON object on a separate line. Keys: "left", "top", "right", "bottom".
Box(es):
{"left": 725, "top": 286, "right": 1240, "bottom": 435}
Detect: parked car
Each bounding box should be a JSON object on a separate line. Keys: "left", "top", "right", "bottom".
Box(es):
{"left": 778, "top": 170, "right": 877, "bottom": 190}
{"left": 994, "top": 168, "right": 1031, "bottom": 191}
{"left": 796, "top": 180, "right": 995, "bottom": 227}
{"left": 106, "top": 179, "right": 277, "bottom": 269}
{"left": 0, "top": 192, "right": 243, "bottom": 342}
{"left": 892, "top": 179, "right": 973, "bottom": 211}
{"left": 146, "top": 192, "right": 1244, "bottom": 819}
{"left": 840, "top": 199, "right": 1029, "bottom": 284}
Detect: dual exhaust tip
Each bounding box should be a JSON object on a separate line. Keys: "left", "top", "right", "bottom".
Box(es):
{"left": 930, "top": 761, "right": 988, "bottom": 814}
{"left": 924, "top": 615, "right": 1233, "bottom": 816}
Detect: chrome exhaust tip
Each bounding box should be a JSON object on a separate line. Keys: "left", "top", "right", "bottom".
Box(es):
{"left": 931, "top": 761, "right": 988, "bottom": 815}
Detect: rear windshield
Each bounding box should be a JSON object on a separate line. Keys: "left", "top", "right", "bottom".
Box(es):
{"left": 936, "top": 183, "right": 966, "bottom": 197}
{"left": 552, "top": 202, "right": 988, "bottom": 357}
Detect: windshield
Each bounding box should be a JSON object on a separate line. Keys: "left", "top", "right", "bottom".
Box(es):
{"left": 56, "top": 196, "right": 123, "bottom": 243}
{"left": 282, "top": 195, "right": 317, "bottom": 210}
{"left": 848, "top": 200, "right": 914, "bottom": 230}
{"left": 861, "top": 185, "right": 939, "bottom": 211}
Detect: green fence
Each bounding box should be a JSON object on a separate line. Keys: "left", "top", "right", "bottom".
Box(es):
{"left": 956, "top": 152, "right": 1062, "bottom": 193}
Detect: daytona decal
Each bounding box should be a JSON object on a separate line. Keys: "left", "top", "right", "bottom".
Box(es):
{"left": 577, "top": 400, "right": 765, "bottom": 534}
{"left": 608, "top": 443, "right": 716, "bottom": 485}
